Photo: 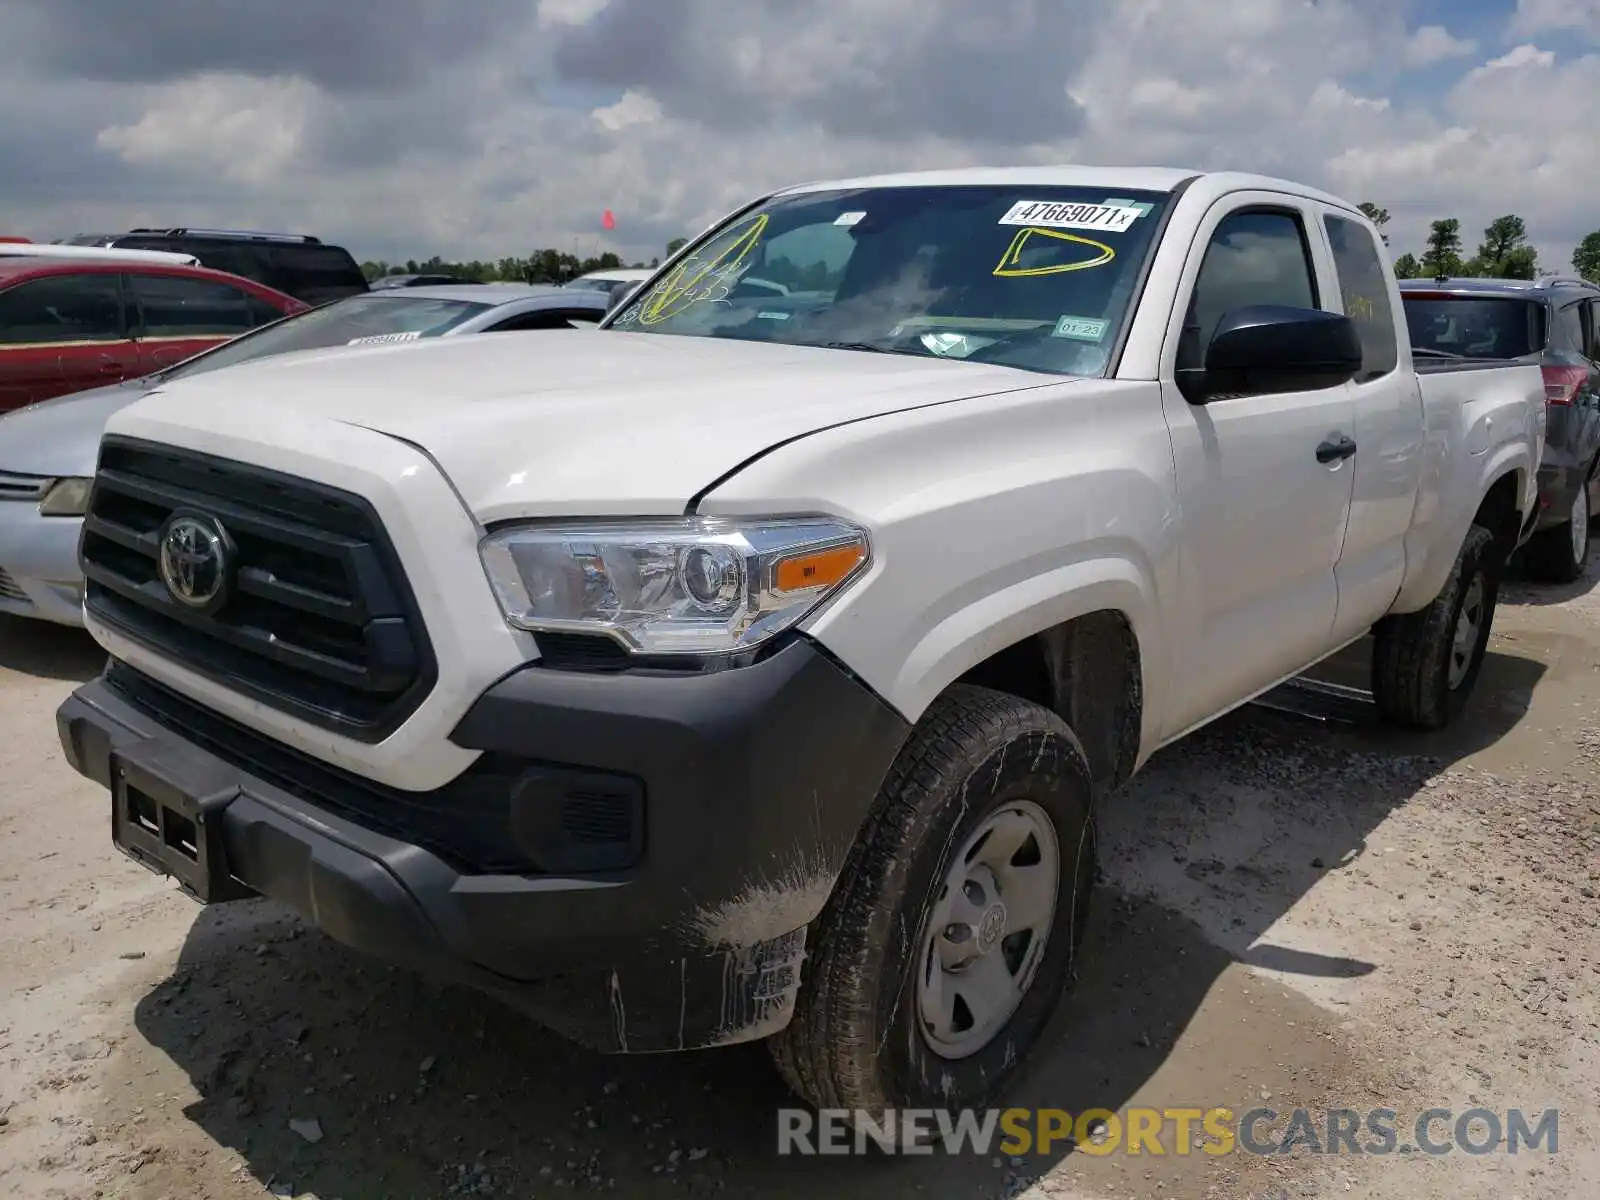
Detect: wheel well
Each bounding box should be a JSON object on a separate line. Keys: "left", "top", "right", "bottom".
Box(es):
{"left": 954, "top": 610, "right": 1142, "bottom": 794}
{"left": 1474, "top": 470, "right": 1524, "bottom": 563}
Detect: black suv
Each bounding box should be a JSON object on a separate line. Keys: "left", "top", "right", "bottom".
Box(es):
{"left": 1400, "top": 275, "right": 1600, "bottom": 582}
{"left": 60, "top": 228, "right": 369, "bottom": 307}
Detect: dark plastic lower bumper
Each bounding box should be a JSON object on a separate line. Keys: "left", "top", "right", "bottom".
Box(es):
{"left": 56, "top": 637, "right": 910, "bottom": 1052}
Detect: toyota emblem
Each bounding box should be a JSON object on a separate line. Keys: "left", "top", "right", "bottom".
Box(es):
{"left": 157, "top": 514, "right": 231, "bottom": 609}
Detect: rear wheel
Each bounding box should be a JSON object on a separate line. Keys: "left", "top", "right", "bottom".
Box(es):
{"left": 1371, "top": 523, "right": 1500, "bottom": 729}
{"left": 768, "top": 684, "right": 1096, "bottom": 1119}
{"left": 1522, "top": 481, "right": 1590, "bottom": 584}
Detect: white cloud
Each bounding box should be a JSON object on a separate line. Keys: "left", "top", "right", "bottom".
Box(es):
{"left": 96, "top": 73, "right": 317, "bottom": 187}
{"left": 1, "top": 0, "right": 1595, "bottom": 276}
{"left": 1403, "top": 24, "right": 1478, "bottom": 67}
{"left": 1479, "top": 43, "right": 1558, "bottom": 70}
{"left": 1510, "top": 0, "right": 1600, "bottom": 39}
{"left": 592, "top": 89, "right": 662, "bottom": 132}
{"left": 538, "top": 0, "right": 611, "bottom": 25}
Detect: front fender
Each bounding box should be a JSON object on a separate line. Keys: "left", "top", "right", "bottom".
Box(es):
{"left": 877, "top": 552, "right": 1160, "bottom": 736}
{"left": 695, "top": 375, "right": 1180, "bottom": 759}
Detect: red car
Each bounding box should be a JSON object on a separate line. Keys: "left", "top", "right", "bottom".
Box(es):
{"left": 0, "top": 256, "right": 306, "bottom": 411}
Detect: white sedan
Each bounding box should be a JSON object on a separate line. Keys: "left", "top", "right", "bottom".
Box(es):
{"left": 0, "top": 284, "right": 608, "bottom": 625}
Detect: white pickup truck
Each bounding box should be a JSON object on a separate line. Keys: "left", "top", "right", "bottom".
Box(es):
{"left": 57, "top": 166, "right": 1544, "bottom": 1117}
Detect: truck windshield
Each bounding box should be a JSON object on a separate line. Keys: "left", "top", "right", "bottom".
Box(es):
{"left": 604, "top": 185, "right": 1172, "bottom": 376}
{"left": 1402, "top": 294, "right": 1546, "bottom": 359}
{"left": 151, "top": 293, "right": 493, "bottom": 383}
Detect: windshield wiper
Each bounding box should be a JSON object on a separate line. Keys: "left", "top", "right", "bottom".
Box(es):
{"left": 1410, "top": 347, "right": 1466, "bottom": 359}
{"left": 819, "top": 340, "right": 901, "bottom": 354}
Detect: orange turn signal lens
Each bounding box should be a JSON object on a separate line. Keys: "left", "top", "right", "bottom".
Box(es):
{"left": 772, "top": 541, "right": 866, "bottom": 594}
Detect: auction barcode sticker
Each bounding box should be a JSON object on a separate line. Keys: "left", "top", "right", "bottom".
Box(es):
{"left": 347, "top": 331, "right": 423, "bottom": 346}
{"left": 998, "top": 200, "right": 1142, "bottom": 233}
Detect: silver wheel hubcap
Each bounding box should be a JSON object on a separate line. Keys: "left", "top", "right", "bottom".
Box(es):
{"left": 1571, "top": 487, "right": 1589, "bottom": 563}
{"left": 1448, "top": 573, "right": 1485, "bottom": 690}
{"left": 916, "top": 800, "right": 1060, "bottom": 1060}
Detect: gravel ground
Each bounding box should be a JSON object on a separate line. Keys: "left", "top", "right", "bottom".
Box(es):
{"left": 2, "top": 560, "right": 1597, "bottom": 1200}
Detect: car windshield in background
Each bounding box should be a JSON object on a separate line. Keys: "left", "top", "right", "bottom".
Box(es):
{"left": 605, "top": 185, "right": 1172, "bottom": 376}
{"left": 158, "top": 294, "right": 492, "bottom": 382}
{"left": 1402, "top": 294, "right": 1546, "bottom": 359}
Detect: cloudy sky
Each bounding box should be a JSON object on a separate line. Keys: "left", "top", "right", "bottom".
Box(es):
{"left": 2, "top": 0, "right": 1598, "bottom": 272}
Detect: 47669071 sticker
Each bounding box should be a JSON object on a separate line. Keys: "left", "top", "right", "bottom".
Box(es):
{"left": 998, "top": 200, "right": 1143, "bottom": 233}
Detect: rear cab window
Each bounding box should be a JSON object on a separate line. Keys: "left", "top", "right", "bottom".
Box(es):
{"left": 1323, "top": 214, "right": 1398, "bottom": 379}
{"left": 1401, "top": 293, "right": 1545, "bottom": 359}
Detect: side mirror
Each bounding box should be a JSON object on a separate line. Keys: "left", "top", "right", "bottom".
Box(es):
{"left": 1180, "top": 304, "right": 1362, "bottom": 403}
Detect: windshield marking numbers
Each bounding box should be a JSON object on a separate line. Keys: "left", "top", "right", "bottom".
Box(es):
{"left": 999, "top": 200, "right": 1143, "bottom": 233}
{"left": 639, "top": 215, "right": 769, "bottom": 325}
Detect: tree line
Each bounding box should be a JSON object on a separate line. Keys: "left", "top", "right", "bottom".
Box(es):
{"left": 360, "top": 238, "right": 691, "bottom": 285}
{"left": 1357, "top": 202, "right": 1600, "bottom": 284}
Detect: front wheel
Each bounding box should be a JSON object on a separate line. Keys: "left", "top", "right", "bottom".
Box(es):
{"left": 1522, "top": 481, "right": 1590, "bottom": 584}
{"left": 1371, "top": 522, "right": 1500, "bottom": 729}
{"left": 768, "top": 685, "right": 1096, "bottom": 1117}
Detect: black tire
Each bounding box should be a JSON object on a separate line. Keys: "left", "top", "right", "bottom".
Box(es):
{"left": 1521, "top": 481, "right": 1589, "bottom": 584}
{"left": 768, "top": 684, "right": 1096, "bottom": 1118}
{"left": 1371, "top": 522, "right": 1500, "bottom": 730}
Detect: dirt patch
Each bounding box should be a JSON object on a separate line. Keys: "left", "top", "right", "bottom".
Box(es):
{"left": 1, "top": 557, "right": 1597, "bottom": 1199}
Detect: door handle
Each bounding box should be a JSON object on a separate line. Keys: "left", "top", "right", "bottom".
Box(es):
{"left": 1316, "top": 436, "right": 1357, "bottom": 464}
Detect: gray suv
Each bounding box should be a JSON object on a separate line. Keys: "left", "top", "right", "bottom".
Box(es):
{"left": 1401, "top": 275, "right": 1600, "bottom": 582}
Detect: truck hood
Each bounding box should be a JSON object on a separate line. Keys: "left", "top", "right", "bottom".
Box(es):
{"left": 112, "top": 329, "right": 1055, "bottom": 521}
{"left": 0, "top": 378, "right": 153, "bottom": 478}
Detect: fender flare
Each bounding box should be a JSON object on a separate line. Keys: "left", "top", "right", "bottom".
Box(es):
{"left": 1394, "top": 447, "right": 1529, "bottom": 614}
{"left": 884, "top": 553, "right": 1165, "bottom": 759}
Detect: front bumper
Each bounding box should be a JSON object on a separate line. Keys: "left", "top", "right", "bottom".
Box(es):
{"left": 0, "top": 504, "right": 84, "bottom": 625}
{"left": 57, "top": 637, "right": 910, "bottom": 1052}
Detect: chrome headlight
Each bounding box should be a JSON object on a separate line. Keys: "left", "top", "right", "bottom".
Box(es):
{"left": 39, "top": 477, "right": 93, "bottom": 517}
{"left": 480, "top": 516, "right": 870, "bottom": 656}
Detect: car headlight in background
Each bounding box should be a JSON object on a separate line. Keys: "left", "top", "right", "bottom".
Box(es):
{"left": 480, "top": 516, "right": 870, "bottom": 655}
{"left": 38, "top": 477, "right": 93, "bottom": 517}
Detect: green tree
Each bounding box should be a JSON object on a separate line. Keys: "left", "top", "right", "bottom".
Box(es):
{"left": 1393, "top": 252, "right": 1422, "bottom": 279}
{"left": 1420, "top": 219, "right": 1464, "bottom": 278}
{"left": 1357, "top": 202, "right": 1391, "bottom": 245}
{"left": 1573, "top": 231, "right": 1600, "bottom": 283}
{"left": 666, "top": 237, "right": 688, "bottom": 257}
{"left": 1473, "top": 215, "right": 1537, "bottom": 278}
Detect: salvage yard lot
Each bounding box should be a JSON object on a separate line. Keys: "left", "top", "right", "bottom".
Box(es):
{"left": 2, "top": 568, "right": 1598, "bottom": 1200}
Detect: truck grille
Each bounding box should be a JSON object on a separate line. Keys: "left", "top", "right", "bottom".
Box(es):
{"left": 80, "top": 437, "right": 436, "bottom": 741}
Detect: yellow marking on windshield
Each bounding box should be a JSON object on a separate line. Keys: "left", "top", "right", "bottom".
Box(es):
{"left": 639, "top": 215, "right": 769, "bottom": 325}
{"left": 994, "top": 228, "right": 1115, "bottom": 277}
